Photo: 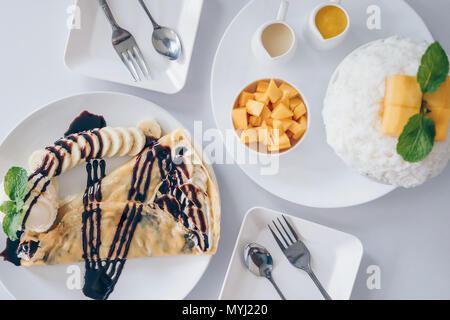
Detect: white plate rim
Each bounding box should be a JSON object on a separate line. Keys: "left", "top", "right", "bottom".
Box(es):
{"left": 218, "top": 206, "right": 364, "bottom": 300}
{"left": 0, "top": 91, "right": 219, "bottom": 300}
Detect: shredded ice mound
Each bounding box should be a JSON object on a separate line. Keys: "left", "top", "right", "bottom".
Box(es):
{"left": 323, "top": 36, "right": 450, "bottom": 188}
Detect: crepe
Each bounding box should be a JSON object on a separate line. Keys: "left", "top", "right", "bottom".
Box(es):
{"left": 18, "top": 129, "right": 220, "bottom": 267}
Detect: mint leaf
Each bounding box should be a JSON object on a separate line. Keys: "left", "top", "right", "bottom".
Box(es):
{"left": 2, "top": 213, "right": 22, "bottom": 241}
{"left": 4, "top": 167, "right": 28, "bottom": 201}
{"left": 417, "top": 41, "right": 449, "bottom": 94}
{"left": 0, "top": 201, "right": 16, "bottom": 216}
{"left": 397, "top": 114, "right": 436, "bottom": 162}
{"left": 2, "top": 167, "right": 28, "bottom": 240}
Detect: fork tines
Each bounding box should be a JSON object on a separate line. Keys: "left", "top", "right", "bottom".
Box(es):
{"left": 268, "top": 214, "right": 332, "bottom": 300}
{"left": 115, "top": 37, "right": 150, "bottom": 82}
{"left": 268, "top": 215, "right": 300, "bottom": 251}
{"left": 99, "top": 0, "right": 150, "bottom": 82}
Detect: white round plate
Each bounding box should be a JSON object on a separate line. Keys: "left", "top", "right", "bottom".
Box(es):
{"left": 0, "top": 92, "right": 216, "bottom": 299}
{"left": 211, "top": 0, "right": 433, "bottom": 208}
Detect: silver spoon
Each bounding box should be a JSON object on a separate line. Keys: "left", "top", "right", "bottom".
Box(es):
{"left": 138, "top": 0, "right": 182, "bottom": 60}
{"left": 244, "top": 243, "right": 286, "bottom": 300}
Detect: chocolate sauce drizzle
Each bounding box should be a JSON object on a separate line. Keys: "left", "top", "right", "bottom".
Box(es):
{"left": 81, "top": 159, "right": 144, "bottom": 300}
{"left": 64, "top": 111, "right": 106, "bottom": 137}
{"left": 133, "top": 140, "right": 210, "bottom": 252}
{"left": 54, "top": 139, "right": 73, "bottom": 153}
{"left": 0, "top": 235, "right": 22, "bottom": 266}
{"left": 0, "top": 232, "right": 39, "bottom": 265}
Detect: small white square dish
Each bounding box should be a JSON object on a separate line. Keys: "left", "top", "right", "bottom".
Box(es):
{"left": 220, "top": 207, "right": 363, "bottom": 300}
{"left": 64, "top": 0, "right": 203, "bottom": 93}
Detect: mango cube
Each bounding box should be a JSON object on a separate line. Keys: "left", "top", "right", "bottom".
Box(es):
{"left": 249, "top": 115, "right": 262, "bottom": 127}
{"left": 269, "top": 130, "right": 291, "bottom": 151}
{"left": 272, "top": 119, "right": 285, "bottom": 132}
{"left": 424, "top": 77, "right": 450, "bottom": 141}
{"left": 272, "top": 103, "right": 293, "bottom": 120}
{"left": 261, "top": 119, "right": 274, "bottom": 131}
{"left": 381, "top": 104, "right": 420, "bottom": 136}
{"left": 239, "top": 91, "right": 254, "bottom": 107}
{"left": 257, "top": 127, "right": 272, "bottom": 145}
{"left": 266, "top": 79, "right": 283, "bottom": 104}
{"left": 424, "top": 77, "right": 450, "bottom": 110}
{"left": 246, "top": 100, "right": 265, "bottom": 116}
{"left": 265, "top": 118, "right": 274, "bottom": 127}
{"left": 256, "top": 80, "right": 269, "bottom": 93}
{"left": 289, "top": 118, "right": 307, "bottom": 140}
{"left": 293, "top": 102, "right": 307, "bottom": 120}
{"left": 279, "top": 83, "right": 298, "bottom": 99}
{"left": 298, "top": 116, "right": 308, "bottom": 133}
{"left": 284, "top": 119, "right": 296, "bottom": 131}
{"left": 273, "top": 119, "right": 294, "bottom": 132}
{"left": 274, "top": 96, "right": 291, "bottom": 110}
{"left": 232, "top": 108, "right": 248, "bottom": 130}
{"left": 427, "top": 108, "right": 450, "bottom": 141}
{"left": 260, "top": 106, "right": 272, "bottom": 120}
{"left": 240, "top": 128, "right": 258, "bottom": 144}
{"left": 290, "top": 97, "right": 303, "bottom": 110}
{"left": 385, "top": 75, "right": 422, "bottom": 108}
{"left": 254, "top": 92, "right": 270, "bottom": 104}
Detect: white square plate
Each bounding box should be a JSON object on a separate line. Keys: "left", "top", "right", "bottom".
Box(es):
{"left": 64, "top": 0, "right": 203, "bottom": 93}
{"left": 220, "top": 207, "right": 363, "bottom": 300}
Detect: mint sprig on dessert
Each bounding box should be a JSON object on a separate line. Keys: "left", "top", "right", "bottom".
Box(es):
{"left": 397, "top": 41, "right": 449, "bottom": 162}
{"left": 1, "top": 167, "right": 28, "bottom": 241}
{"left": 397, "top": 112, "right": 435, "bottom": 162}
{"left": 417, "top": 42, "right": 450, "bottom": 94}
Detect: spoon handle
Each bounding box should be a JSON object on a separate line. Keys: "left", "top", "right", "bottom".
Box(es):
{"left": 138, "top": 0, "right": 160, "bottom": 29}
{"left": 267, "top": 276, "right": 286, "bottom": 300}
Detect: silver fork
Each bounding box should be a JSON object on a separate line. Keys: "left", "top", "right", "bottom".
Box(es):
{"left": 269, "top": 215, "right": 332, "bottom": 300}
{"left": 98, "top": 0, "right": 150, "bottom": 81}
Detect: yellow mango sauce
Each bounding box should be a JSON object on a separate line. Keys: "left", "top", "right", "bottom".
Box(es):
{"left": 315, "top": 5, "right": 348, "bottom": 39}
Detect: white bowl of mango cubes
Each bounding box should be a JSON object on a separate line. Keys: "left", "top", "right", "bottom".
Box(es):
{"left": 232, "top": 78, "right": 310, "bottom": 156}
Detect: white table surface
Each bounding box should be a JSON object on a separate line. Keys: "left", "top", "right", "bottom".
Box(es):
{"left": 0, "top": 0, "right": 449, "bottom": 300}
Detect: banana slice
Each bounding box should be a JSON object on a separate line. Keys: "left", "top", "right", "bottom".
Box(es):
{"left": 23, "top": 176, "right": 59, "bottom": 233}
{"left": 88, "top": 132, "right": 101, "bottom": 159}
{"left": 72, "top": 134, "right": 91, "bottom": 161}
{"left": 56, "top": 138, "right": 81, "bottom": 169}
{"left": 115, "top": 127, "right": 134, "bottom": 156}
{"left": 29, "top": 149, "right": 48, "bottom": 172}
{"left": 53, "top": 146, "right": 72, "bottom": 175}
{"left": 28, "top": 150, "right": 59, "bottom": 177}
{"left": 138, "top": 119, "right": 162, "bottom": 139}
{"left": 68, "top": 140, "right": 82, "bottom": 168}
{"left": 92, "top": 129, "right": 110, "bottom": 159}
{"left": 128, "top": 127, "right": 146, "bottom": 156}
{"left": 100, "top": 127, "right": 122, "bottom": 158}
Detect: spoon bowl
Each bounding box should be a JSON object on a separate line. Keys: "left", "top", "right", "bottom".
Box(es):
{"left": 244, "top": 243, "right": 286, "bottom": 299}
{"left": 152, "top": 27, "right": 182, "bottom": 60}
{"left": 139, "top": 0, "right": 182, "bottom": 61}
{"left": 244, "top": 243, "right": 273, "bottom": 277}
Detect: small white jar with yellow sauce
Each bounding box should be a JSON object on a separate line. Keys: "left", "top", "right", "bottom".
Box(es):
{"left": 305, "top": 0, "right": 350, "bottom": 50}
